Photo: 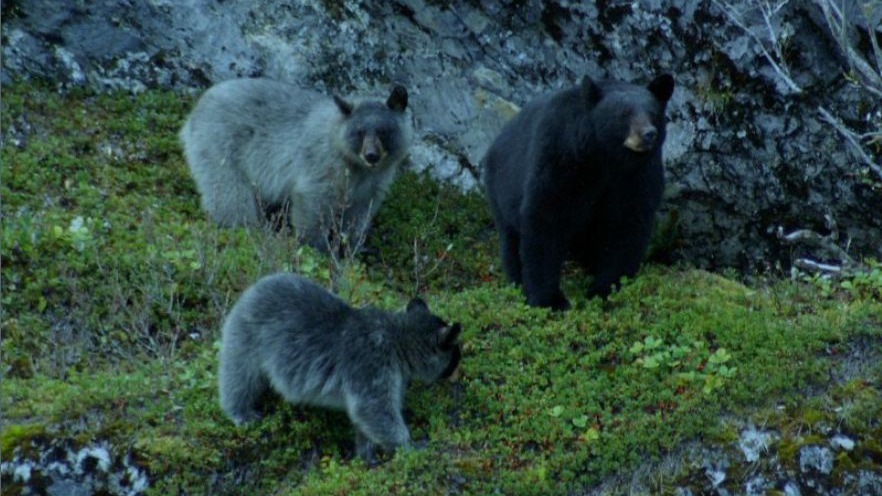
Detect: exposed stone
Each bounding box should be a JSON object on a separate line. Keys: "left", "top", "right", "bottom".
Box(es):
{"left": 0, "top": 440, "right": 148, "bottom": 496}
{"left": 799, "top": 445, "right": 834, "bottom": 475}
{"left": 2, "top": 0, "right": 880, "bottom": 271}
{"left": 830, "top": 434, "right": 855, "bottom": 451}
{"left": 738, "top": 427, "right": 774, "bottom": 463}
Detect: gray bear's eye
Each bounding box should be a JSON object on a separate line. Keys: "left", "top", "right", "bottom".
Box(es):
{"left": 378, "top": 128, "right": 393, "bottom": 146}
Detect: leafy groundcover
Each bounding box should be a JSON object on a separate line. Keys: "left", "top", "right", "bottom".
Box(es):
{"left": 2, "top": 83, "right": 880, "bottom": 495}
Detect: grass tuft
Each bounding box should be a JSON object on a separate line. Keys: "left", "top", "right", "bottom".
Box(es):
{"left": 2, "top": 81, "right": 881, "bottom": 495}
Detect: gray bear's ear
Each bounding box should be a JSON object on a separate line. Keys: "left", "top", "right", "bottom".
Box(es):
{"left": 581, "top": 76, "right": 602, "bottom": 106}
{"left": 648, "top": 74, "right": 674, "bottom": 104}
{"left": 387, "top": 85, "right": 408, "bottom": 112}
{"left": 333, "top": 95, "right": 353, "bottom": 117}
{"left": 438, "top": 322, "right": 461, "bottom": 350}
{"left": 406, "top": 297, "right": 428, "bottom": 313}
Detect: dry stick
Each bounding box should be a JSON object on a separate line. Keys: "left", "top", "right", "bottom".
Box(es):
{"left": 794, "top": 258, "right": 842, "bottom": 274}
{"left": 816, "top": 0, "right": 882, "bottom": 99}
{"left": 776, "top": 222, "right": 861, "bottom": 276}
{"left": 411, "top": 202, "right": 451, "bottom": 295}
{"left": 817, "top": 106, "right": 882, "bottom": 181}
{"left": 812, "top": 0, "right": 882, "bottom": 179}
{"left": 712, "top": 0, "right": 803, "bottom": 94}
{"left": 868, "top": 6, "right": 882, "bottom": 81}
{"left": 760, "top": 0, "right": 791, "bottom": 70}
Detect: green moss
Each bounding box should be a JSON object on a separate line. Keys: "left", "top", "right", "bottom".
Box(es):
{"left": 776, "top": 435, "right": 827, "bottom": 466}
{"left": 0, "top": 424, "right": 46, "bottom": 459}
{"left": 365, "top": 169, "right": 495, "bottom": 293}
{"left": 3, "top": 82, "right": 882, "bottom": 495}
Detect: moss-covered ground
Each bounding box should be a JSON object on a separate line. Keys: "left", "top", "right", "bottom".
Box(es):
{"left": 2, "top": 83, "right": 881, "bottom": 495}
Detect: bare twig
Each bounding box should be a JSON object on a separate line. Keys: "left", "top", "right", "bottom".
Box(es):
{"left": 410, "top": 202, "right": 452, "bottom": 295}
{"left": 712, "top": 0, "right": 803, "bottom": 93}
{"left": 817, "top": 106, "right": 882, "bottom": 181}
{"left": 816, "top": 0, "right": 882, "bottom": 99}
{"left": 794, "top": 258, "right": 842, "bottom": 274}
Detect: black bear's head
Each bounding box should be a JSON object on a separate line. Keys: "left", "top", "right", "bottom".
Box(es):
{"left": 584, "top": 74, "right": 674, "bottom": 157}
{"left": 334, "top": 85, "right": 411, "bottom": 169}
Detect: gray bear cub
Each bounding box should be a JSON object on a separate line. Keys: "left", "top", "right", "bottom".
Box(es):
{"left": 218, "top": 273, "right": 462, "bottom": 461}
{"left": 180, "top": 78, "right": 412, "bottom": 249}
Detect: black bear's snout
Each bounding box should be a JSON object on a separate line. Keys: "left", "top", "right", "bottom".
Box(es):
{"left": 641, "top": 128, "right": 657, "bottom": 146}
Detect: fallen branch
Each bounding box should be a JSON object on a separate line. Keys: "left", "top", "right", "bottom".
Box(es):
{"left": 793, "top": 258, "right": 842, "bottom": 275}
{"left": 777, "top": 214, "right": 864, "bottom": 276}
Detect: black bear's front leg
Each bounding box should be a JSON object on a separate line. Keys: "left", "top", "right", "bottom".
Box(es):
{"left": 498, "top": 226, "right": 523, "bottom": 285}
{"left": 519, "top": 202, "right": 570, "bottom": 310}
{"left": 584, "top": 165, "right": 662, "bottom": 298}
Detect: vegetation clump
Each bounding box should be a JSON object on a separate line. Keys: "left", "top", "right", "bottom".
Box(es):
{"left": 2, "top": 82, "right": 880, "bottom": 495}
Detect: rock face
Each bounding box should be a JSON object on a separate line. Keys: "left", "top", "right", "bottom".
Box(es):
{"left": 1, "top": 440, "right": 148, "bottom": 496}
{"left": 2, "top": 0, "right": 880, "bottom": 270}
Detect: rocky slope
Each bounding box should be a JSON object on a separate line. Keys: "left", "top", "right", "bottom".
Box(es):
{"left": 3, "top": 0, "right": 880, "bottom": 270}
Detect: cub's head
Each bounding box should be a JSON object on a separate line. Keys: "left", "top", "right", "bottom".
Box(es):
{"left": 582, "top": 74, "right": 674, "bottom": 157}
{"left": 399, "top": 297, "right": 462, "bottom": 383}
{"left": 334, "top": 85, "right": 411, "bottom": 169}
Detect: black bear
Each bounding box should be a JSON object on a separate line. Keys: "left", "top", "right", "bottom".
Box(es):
{"left": 482, "top": 74, "right": 675, "bottom": 310}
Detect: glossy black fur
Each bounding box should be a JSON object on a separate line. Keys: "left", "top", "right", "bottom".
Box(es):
{"left": 483, "top": 74, "right": 674, "bottom": 310}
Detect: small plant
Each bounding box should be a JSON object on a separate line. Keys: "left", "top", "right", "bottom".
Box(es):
{"left": 795, "top": 258, "right": 882, "bottom": 300}
{"left": 839, "top": 259, "right": 882, "bottom": 299}
{"left": 630, "top": 336, "right": 738, "bottom": 394}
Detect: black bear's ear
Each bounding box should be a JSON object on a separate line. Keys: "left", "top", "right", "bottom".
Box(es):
{"left": 333, "top": 95, "right": 353, "bottom": 117}
{"left": 387, "top": 85, "right": 408, "bottom": 112}
{"left": 581, "top": 76, "right": 602, "bottom": 106}
{"left": 648, "top": 74, "right": 675, "bottom": 104}
{"left": 406, "top": 297, "right": 428, "bottom": 313}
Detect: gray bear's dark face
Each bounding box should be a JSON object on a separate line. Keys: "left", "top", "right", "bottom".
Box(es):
{"left": 586, "top": 75, "right": 674, "bottom": 158}
{"left": 334, "top": 86, "right": 409, "bottom": 169}
{"left": 404, "top": 298, "right": 463, "bottom": 383}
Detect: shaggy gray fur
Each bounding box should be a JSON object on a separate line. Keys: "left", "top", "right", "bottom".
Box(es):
{"left": 218, "top": 273, "right": 461, "bottom": 461}
{"left": 180, "top": 78, "right": 411, "bottom": 248}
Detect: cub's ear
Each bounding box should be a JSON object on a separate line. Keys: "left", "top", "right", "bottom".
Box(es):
{"left": 333, "top": 95, "right": 353, "bottom": 117}
{"left": 406, "top": 297, "right": 428, "bottom": 313}
{"left": 648, "top": 74, "right": 674, "bottom": 104}
{"left": 581, "top": 76, "right": 602, "bottom": 106}
{"left": 439, "top": 322, "right": 461, "bottom": 350}
{"left": 387, "top": 85, "right": 408, "bottom": 113}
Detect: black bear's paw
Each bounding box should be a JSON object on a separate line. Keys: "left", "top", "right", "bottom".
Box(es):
{"left": 527, "top": 291, "right": 570, "bottom": 311}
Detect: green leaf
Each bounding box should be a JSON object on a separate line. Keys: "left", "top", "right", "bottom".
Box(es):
{"left": 581, "top": 428, "right": 600, "bottom": 442}
{"left": 708, "top": 348, "right": 731, "bottom": 364}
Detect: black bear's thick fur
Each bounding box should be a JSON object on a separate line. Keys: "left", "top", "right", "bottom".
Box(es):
{"left": 483, "top": 74, "right": 675, "bottom": 310}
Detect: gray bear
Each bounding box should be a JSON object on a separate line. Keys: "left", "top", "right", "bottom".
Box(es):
{"left": 217, "top": 273, "right": 462, "bottom": 462}
{"left": 179, "top": 79, "right": 411, "bottom": 249}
